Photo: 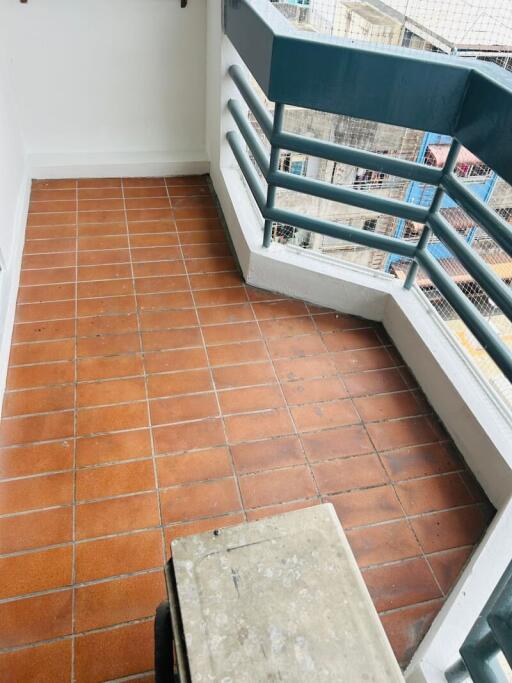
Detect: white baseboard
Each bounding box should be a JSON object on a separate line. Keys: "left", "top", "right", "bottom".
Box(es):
{"left": 29, "top": 150, "right": 210, "bottom": 179}
{"left": 0, "top": 168, "right": 31, "bottom": 403}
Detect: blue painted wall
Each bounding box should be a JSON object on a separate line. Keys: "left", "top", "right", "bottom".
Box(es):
{"left": 386, "top": 132, "right": 498, "bottom": 271}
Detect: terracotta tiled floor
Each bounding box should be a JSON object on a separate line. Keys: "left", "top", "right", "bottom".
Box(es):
{"left": 0, "top": 175, "right": 494, "bottom": 681}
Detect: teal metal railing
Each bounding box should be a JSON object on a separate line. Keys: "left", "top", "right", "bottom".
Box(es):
{"left": 223, "top": 0, "right": 512, "bottom": 387}
{"left": 445, "top": 560, "right": 512, "bottom": 683}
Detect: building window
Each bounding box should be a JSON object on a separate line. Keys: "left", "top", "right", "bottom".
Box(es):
{"left": 290, "top": 159, "right": 305, "bottom": 175}
{"left": 279, "top": 153, "right": 306, "bottom": 176}
{"left": 363, "top": 218, "right": 377, "bottom": 232}
{"left": 280, "top": 153, "right": 291, "bottom": 173}
{"left": 354, "top": 168, "right": 385, "bottom": 188}
{"left": 424, "top": 144, "right": 491, "bottom": 181}
{"left": 439, "top": 207, "right": 474, "bottom": 235}
{"left": 273, "top": 223, "right": 296, "bottom": 243}
{"left": 403, "top": 220, "right": 421, "bottom": 239}
{"left": 455, "top": 162, "right": 491, "bottom": 181}
{"left": 496, "top": 208, "right": 512, "bottom": 223}
{"left": 402, "top": 29, "right": 414, "bottom": 48}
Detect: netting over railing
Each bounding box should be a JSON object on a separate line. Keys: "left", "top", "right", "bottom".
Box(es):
{"left": 243, "top": 0, "right": 511, "bottom": 409}
{"left": 227, "top": 1, "right": 512, "bottom": 411}
{"left": 271, "top": 0, "right": 512, "bottom": 71}
{"left": 263, "top": 0, "right": 512, "bottom": 269}
{"left": 275, "top": 106, "right": 428, "bottom": 272}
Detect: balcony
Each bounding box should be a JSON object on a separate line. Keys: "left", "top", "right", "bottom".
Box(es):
{"left": 0, "top": 1, "right": 511, "bottom": 682}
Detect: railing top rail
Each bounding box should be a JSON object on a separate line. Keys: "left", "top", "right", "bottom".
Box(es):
{"left": 224, "top": 0, "right": 512, "bottom": 185}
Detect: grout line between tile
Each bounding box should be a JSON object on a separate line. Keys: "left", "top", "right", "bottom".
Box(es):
{"left": 332, "top": 336, "right": 457, "bottom": 598}
{"left": 165, "top": 180, "right": 247, "bottom": 523}
{"left": 121, "top": 178, "right": 168, "bottom": 566}
{"left": 71, "top": 177, "right": 78, "bottom": 683}
{"left": 0, "top": 615, "right": 155, "bottom": 657}
{"left": 1, "top": 177, "right": 497, "bottom": 677}
{"left": 245, "top": 294, "right": 324, "bottom": 505}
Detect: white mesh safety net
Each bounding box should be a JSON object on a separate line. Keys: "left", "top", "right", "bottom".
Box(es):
{"left": 240, "top": 1, "right": 512, "bottom": 407}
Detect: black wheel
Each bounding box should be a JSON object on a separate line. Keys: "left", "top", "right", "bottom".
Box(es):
{"left": 154, "top": 600, "right": 175, "bottom": 682}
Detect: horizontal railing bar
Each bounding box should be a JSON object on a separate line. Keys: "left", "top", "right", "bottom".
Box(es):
{"left": 227, "top": 129, "right": 512, "bottom": 382}
{"left": 459, "top": 560, "right": 512, "bottom": 683}
{"left": 229, "top": 62, "right": 442, "bottom": 186}
{"left": 227, "top": 89, "right": 440, "bottom": 195}
{"left": 226, "top": 94, "right": 434, "bottom": 224}
{"left": 487, "top": 614, "right": 512, "bottom": 670}
{"left": 445, "top": 659, "right": 471, "bottom": 683}
{"left": 269, "top": 170, "right": 429, "bottom": 224}
{"left": 441, "top": 173, "right": 512, "bottom": 259}
{"left": 428, "top": 212, "right": 512, "bottom": 321}
{"left": 229, "top": 64, "right": 273, "bottom": 140}
{"left": 267, "top": 206, "right": 416, "bottom": 258}
{"left": 225, "top": 0, "right": 512, "bottom": 184}
{"left": 227, "top": 131, "right": 416, "bottom": 257}
{"left": 486, "top": 568, "right": 512, "bottom": 669}
{"left": 417, "top": 250, "right": 512, "bottom": 383}
{"left": 228, "top": 99, "right": 270, "bottom": 177}
{"left": 274, "top": 131, "right": 443, "bottom": 186}
{"left": 227, "top": 131, "right": 267, "bottom": 211}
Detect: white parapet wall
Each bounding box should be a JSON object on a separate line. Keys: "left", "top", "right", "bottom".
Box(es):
{"left": 213, "top": 163, "right": 512, "bottom": 683}
{"left": 206, "top": 8, "right": 512, "bottom": 678}
{"left": 205, "top": 0, "right": 512, "bottom": 501}
{"left": 214, "top": 165, "right": 512, "bottom": 509}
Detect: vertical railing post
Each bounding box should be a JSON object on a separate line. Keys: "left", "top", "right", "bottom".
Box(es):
{"left": 263, "top": 102, "right": 285, "bottom": 248}
{"left": 404, "top": 139, "right": 461, "bottom": 289}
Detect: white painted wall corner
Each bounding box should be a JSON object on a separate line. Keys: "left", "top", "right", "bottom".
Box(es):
{"left": 0, "top": 169, "right": 31, "bottom": 402}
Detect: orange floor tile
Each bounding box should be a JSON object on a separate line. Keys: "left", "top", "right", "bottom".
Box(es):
{"left": 0, "top": 176, "right": 494, "bottom": 681}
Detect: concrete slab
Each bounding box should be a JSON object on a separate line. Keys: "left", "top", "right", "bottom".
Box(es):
{"left": 172, "top": 503, "right": 404, "bottom": 682}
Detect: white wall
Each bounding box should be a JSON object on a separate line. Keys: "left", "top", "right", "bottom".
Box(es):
{"left": 0, "top": 11, "right": 30, "bottom": 399}
{"left": 3, "top": 0, "right": 208, "bottom": 178}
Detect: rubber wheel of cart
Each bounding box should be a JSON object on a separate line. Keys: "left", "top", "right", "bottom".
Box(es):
{"left": 154, "top": 600, "right": 174, "bottom": 682}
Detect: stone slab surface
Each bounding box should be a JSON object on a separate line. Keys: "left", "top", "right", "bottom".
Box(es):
{"left": 172, "top": 503, "right": 404, "bottom": 682}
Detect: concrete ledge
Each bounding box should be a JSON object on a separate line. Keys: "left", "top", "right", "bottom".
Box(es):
{"left": 248, "top": 243, "right": 394, "bottom": 322}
